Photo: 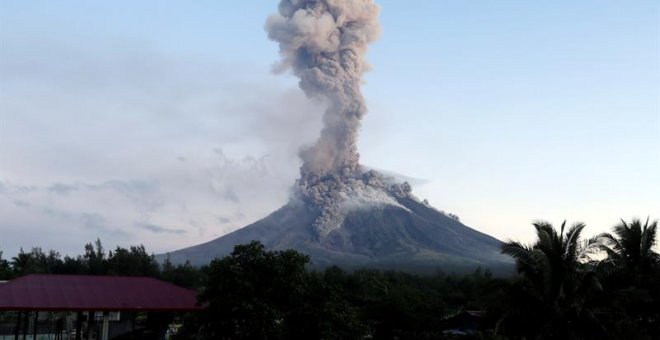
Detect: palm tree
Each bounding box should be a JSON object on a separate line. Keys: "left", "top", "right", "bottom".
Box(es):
{"left": 499, "top": 221, "right": 603, "bottom": 339}
{"left": 598, "top": 218, "right": 658, "bottom": 279}
{"left": 596, "top": 218, "right": 659, "bottom": 338}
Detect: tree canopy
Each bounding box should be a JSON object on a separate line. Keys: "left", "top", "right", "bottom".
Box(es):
{"left": 1, "top": 217, "right": 658, "bottom": 339}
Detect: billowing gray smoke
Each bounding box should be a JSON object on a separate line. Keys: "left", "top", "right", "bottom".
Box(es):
{"left": 266, "top": 0, "right": 379, "bottom": 177}
{"left": 267, "top": 0, "right": 414, "bottom": 236}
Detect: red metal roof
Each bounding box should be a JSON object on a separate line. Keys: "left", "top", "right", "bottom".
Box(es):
{"left": 0, "top": 274, "right": 203, "bottom": 311}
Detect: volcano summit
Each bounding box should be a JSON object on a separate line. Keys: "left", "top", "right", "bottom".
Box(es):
{"left": 163, "top": 0, "right": 510, "bottom": 271}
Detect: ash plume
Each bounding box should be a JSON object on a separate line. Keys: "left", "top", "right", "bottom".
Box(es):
{"left": 267, "top": 0, "right": 416, "bottom": 236}
{"left": 266, "top": 0, "right": 380, "bottom": 177}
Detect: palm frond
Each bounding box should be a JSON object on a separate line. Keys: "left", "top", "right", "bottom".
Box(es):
{"left": 559, "top": 220, "right": 567, "bottom": 243}
{"left": 596, "top": 233, "right": 623, "bottom": 253}
{"left": 502, "top": 241, "right": 546, "bottom": 286}
{"left": 576, "top": 236, "right": 602, "bottom": 262}
{"left": 564, "top": 222, "right": 586, "bottom": 260}
{"left": 501, "top": 241, "right": 532, "bottom": 260}
{"left": 614, "top": 218, "right": 629, "bottom": 234}
{"left": 597, "top": 244, "right": 621, "bottom": 262}
{"left": 533, "top": 222, "right": 556, "bottom": 256}
{"left": 640, "top": 219, "right": 658, "bottom": 257}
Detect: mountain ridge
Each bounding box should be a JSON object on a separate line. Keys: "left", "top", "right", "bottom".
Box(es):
{"left": 159, "top": 193, "right": 512, "bottom": 273}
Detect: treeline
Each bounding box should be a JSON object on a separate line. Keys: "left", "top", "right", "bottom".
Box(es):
{"left": 178, "top": 242, "right": 508, "bottom": 340}
{"left": 1, "top": 218, "right": 658, "bottom": 339}
{"left": 174, "top": 218, "right": 660, "bottom": 340}
{"left": 0, "top": 239, "right": 201, "bottom": 289}
{"left": 496, "top": 219, "right": 660, "bottom": 339}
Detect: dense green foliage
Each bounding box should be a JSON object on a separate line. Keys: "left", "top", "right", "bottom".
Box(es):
{"left": 175, "top": 241, "right": 505, "bottom": 340}
{"left": 1, "top": 218, "right": 658, "bottom": 339}
{"left": 593, "top": 219, "right": 660, "bottom": 339}
{"left": 196, "top": 242, "right": 311, "bottom": 339}
{"left": 0, "top": 239, "right": 201, "bottom": 288}
{"left": 499, "top": 222, "right": 603, "bottom": 339}
{"left": 0, "top": 249, "right": 11, "bottom": 279}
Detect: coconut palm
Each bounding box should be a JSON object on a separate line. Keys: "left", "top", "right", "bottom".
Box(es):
{"left": 598, "top": 218, "right": 658, "bottom": 278}
{"left": 500, "top": 221, "right": 603, "bottom": 339}
{"left": 596, "top": 218, "right": 660, "bottom": 338}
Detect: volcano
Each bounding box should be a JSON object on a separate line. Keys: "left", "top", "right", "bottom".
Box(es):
{"left": 162, "top": 171, "right": 511, "bottom": 272}
{"left": 161, "top": 1, "right": 512, "bottom": 272}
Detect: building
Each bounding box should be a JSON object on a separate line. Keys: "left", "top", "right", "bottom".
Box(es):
{"left": 0, "top": 274, "right": 202, "bottom": 340}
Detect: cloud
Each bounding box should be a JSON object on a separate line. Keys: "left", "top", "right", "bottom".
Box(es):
{"left": 12, "top": 200, "right": 31, "bottom": 208}
{"left": 216, "top": 216, "right": 232, "bottom": 224}
{"left": 80, "top": 213, "right": 131, "bottom": 238}
{"left": 0, "top": 28, "right": 330, "bottom": 258}
{"left": 362, "top": 166, "right": 431, "bottom": 187}
{"left": 0, "top": 147, "right": 301, "bottom": 256}
{"left": 136, "top": 222, "right": 186, "bottom": 235}
{"left": 0, "top": 182, "right": 37, "bottom": 195}
{"left": 48, "top": 183, "right": 79, "bottom": 195}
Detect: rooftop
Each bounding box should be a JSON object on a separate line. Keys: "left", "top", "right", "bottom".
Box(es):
{"left": 0, "top": 274, "right": 202, "bottom": 312}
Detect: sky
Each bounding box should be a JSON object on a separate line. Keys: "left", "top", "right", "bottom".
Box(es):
{"left": 1, "top": 0, "right": 658, "bottom": 258}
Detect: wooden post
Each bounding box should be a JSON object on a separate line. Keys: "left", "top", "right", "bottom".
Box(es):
{"left": 86, "top": 311, "right": 95, "bottom": 340}
{"left": 32, "top": 311, "right": 38, "bottom": 340}
{"left": 22, "top": 311, "right": 29, "bottom": 339}
{"left": 14, "top": 311, "right": 22, "bottom": 340}
{"left": 66, "top": 313, "right": 73, "bottom": 340}
{"left": 100, "top": 312, "right": 109, "bottom": 340}
{"left": 75, "top": 312, "right": 83, "bottom": 340}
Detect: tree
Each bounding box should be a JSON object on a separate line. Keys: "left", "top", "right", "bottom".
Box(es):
{"left": 10, "top": 247, "right": 64, "bottom": 275}
{"left": 500, "top": 221, "right": 603, "bottom": 339}
{"left": 0, "top": 249, "right": 11, "bottom": 279}
{"left": 160, "top": 257, "right": 203, "bottom": 289}
{"left": 196, "top": 241, "right": 310, "bottom": 339}
{"left": 598, "top": 218, "right": 658, "bottom": 280}
{"left": 83, "top": 239, "right": 107, "bottom": 275}
{"left": 596, "top": 218, "right": 660, "bottom": 339}
{"left": 106, "top": 245, "right": 159, "bottom": 277}
{"left": 57, "top": 255, "right": 87, "bottom": 274}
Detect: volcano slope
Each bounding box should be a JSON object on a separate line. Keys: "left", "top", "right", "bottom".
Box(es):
{"left": 162, "top": 175, "right": 511, "bottom": 273}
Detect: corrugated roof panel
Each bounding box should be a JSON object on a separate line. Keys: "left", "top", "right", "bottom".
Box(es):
{"left": 0, "top": 274, "right": 202, "bottom": 311}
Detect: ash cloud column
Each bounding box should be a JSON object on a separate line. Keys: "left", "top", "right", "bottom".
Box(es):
{"left": 266, "top": 0, "right": 381, "bottom": 178}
